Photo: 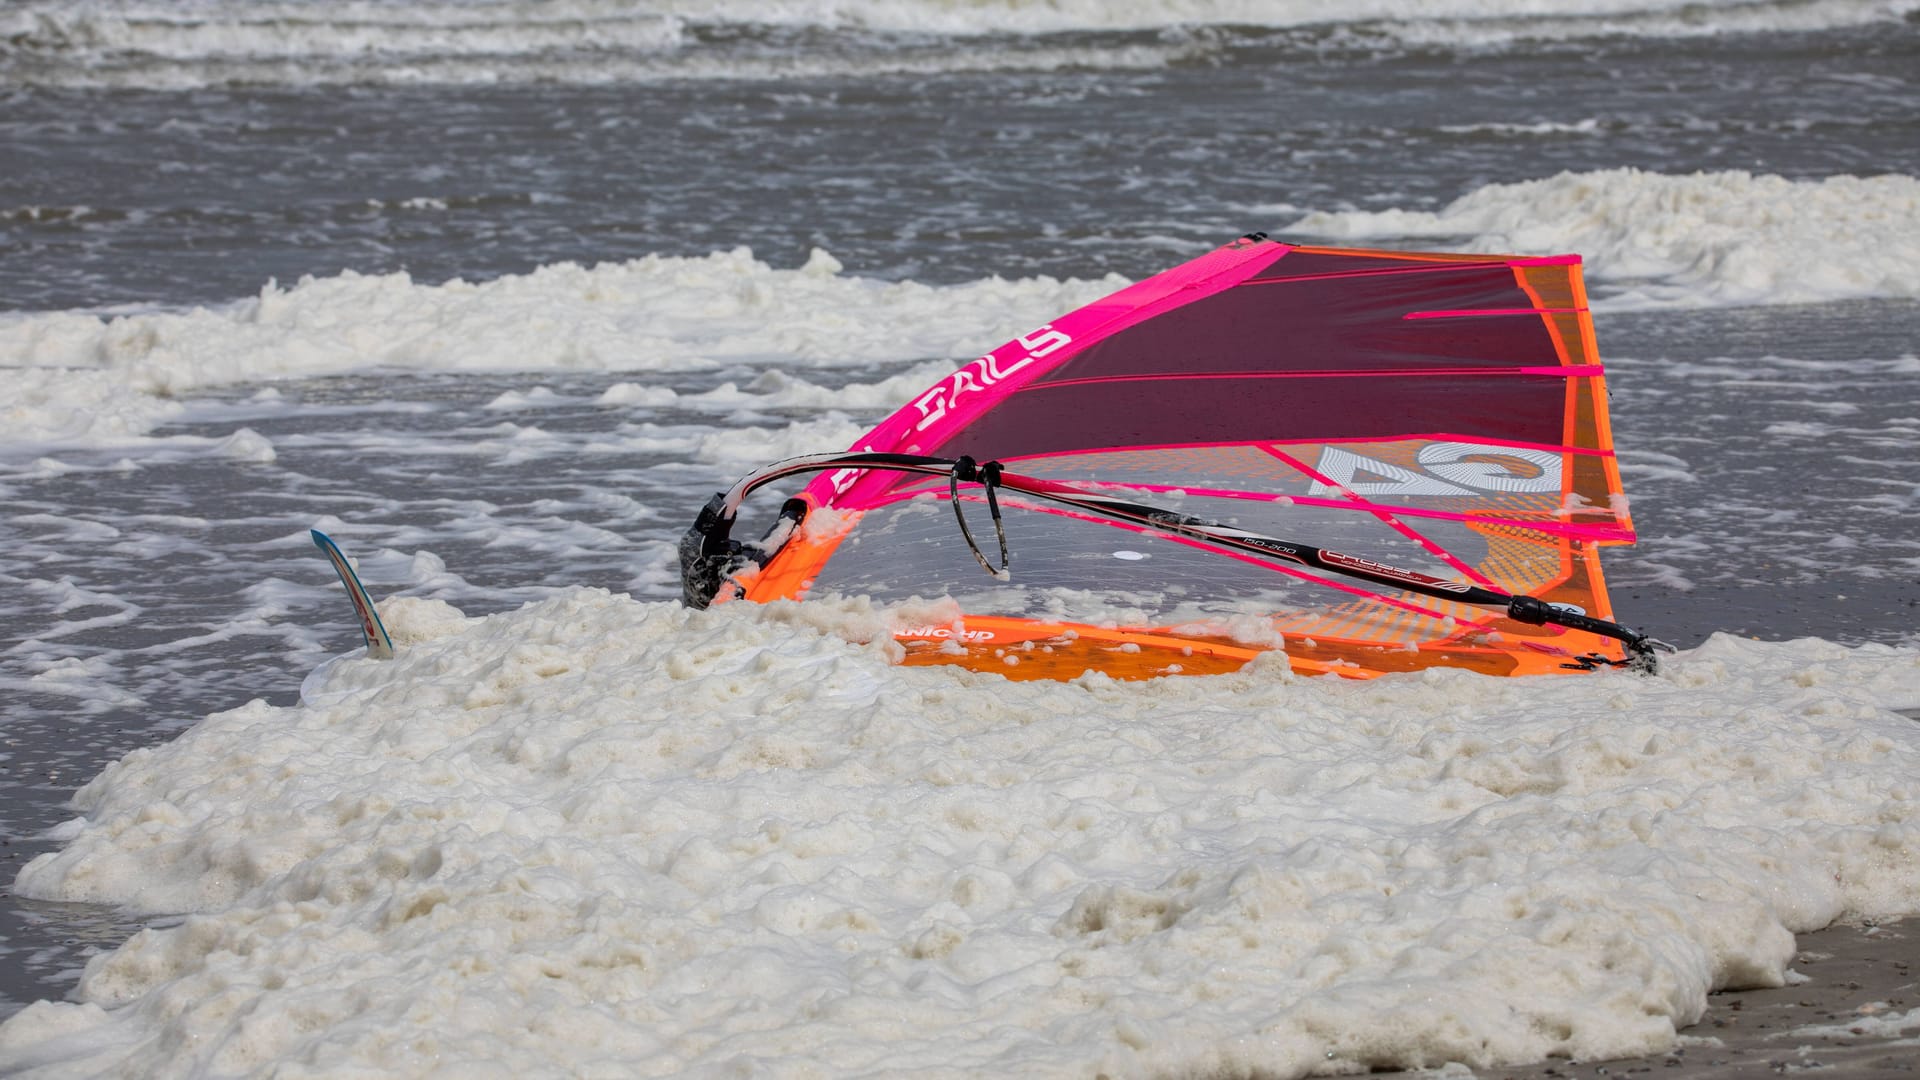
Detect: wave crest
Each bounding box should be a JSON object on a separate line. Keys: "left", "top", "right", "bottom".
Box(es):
{"left": 1289, "top": 168, "right": 1920, "bottom": 309}
{"left": 5, "top": 0, "right": 1915, "bottom": 88}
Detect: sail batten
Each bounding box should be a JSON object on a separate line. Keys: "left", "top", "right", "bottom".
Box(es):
{"left": 1020, "top": 364, "right": 1605, "bottom": 390}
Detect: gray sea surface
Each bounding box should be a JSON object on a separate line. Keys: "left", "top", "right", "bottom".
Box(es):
{"left": 3, "top": 8, "right": 1919, "bottom": 1021}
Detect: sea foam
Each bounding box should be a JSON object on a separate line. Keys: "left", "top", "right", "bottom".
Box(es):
{"left": 1287, "top": 169, "right": 1920, "bottom": 309}
{"left": 11, "top": 167, "right": 1920, "bottom": 453}
{"left": 0, "top": 249, "right": 1122, "bottom": 451}
{"left": 7, "top": 169, "right": 1919, "bottom": 454}
{"left": 3, "top": 589, "right": 1917, "bottom": 1076}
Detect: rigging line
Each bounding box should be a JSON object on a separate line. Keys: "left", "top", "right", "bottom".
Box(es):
{"left": 681, "top": 452, "right": 1666, "bottom": 670}
{"left": 981, "top": 432, "right": 1618, "bottom": 462}
{"left": 932, "top": 485, "right": 1467, "bottom": 623}
{"left": 949, "top": 456, "right": 1008, "bottom": 578}
{"left": 867, "top": 457, "right": 1633, "bottom": 541}
{"left": 1267, "top": 432, "right": 1616, "bottom": 456}
{"left": 1017, "top": 480, "right": 1637, "bottom": 544}
{"left": 984, "top": 468, "right": 1666, "bottom": 668}
{"left": 971, "top": 493, "right": 1487, "bottom": 627}
{"left": 1257, "top": 445, "right": 1497, "bottom": 588}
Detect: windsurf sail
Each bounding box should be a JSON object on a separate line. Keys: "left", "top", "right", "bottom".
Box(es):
{"left": 680, "top": 235, "right": 1666, "bottom": 680}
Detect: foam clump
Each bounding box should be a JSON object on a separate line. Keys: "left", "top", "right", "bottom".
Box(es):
{"left": 0, "top": 249, "right": 1123, "bottom": 450}
{"left": 1291, "top": 168, "right": 1920, "bottom": 309}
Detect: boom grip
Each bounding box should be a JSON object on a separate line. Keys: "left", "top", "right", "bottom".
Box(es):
{"left": 1506, "top": 594, "right": 1665, "bottom": 672}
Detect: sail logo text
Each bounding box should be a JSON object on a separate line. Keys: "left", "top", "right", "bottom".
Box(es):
{"left": 1321, "top": 550, "right": 1472, "bottom": 592}
{"left": 894, "top": 626, "right": 996, "bottom": 642}
{"left": 1309, "top": 441, "right": 1563, "bottom": 497}
{"left": 911, "top": 325, "right": 1073, "bottom": 432}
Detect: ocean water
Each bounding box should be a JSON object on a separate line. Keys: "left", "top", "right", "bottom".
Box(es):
{"left": 3, "top": 1, "right": 1920, "bottom": 1076}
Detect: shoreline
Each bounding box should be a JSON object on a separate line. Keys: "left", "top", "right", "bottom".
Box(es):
{"left": 1403, "top": 916, "right": 1920, "bottom": 1079}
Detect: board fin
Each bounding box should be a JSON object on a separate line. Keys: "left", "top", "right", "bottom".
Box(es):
{"left": 310, "top": 529, "right": 395, "bottom": 660}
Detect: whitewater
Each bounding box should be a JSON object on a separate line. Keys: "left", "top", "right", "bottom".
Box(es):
{"left": 3, "top": 2, "right": 1919, "bottom": 1077}
{"left": 5, "top": 594, "right": 1920, "bottom": 1076}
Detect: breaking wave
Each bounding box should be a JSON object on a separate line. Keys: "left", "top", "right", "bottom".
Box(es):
{"left": 4, "top": 0, "right": 1916, "bottom": 88}
{"left": 7, "top": 166, "right": 1919, "bottom": 447}
{"left": 1285, "top": 168, "right": 1920, "bottom": 309}
{"left": 0, "top": 248, "right": 1122, "bottom": 446}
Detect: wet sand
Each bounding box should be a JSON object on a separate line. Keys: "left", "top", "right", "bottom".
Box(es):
{"left": 1386, "top": 917, "right": 1920, "bottom": 1079}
